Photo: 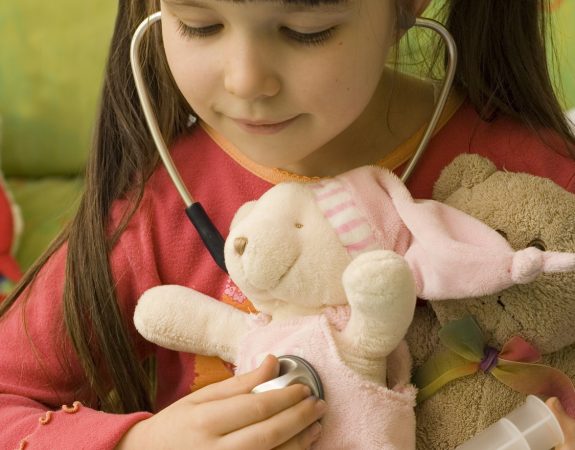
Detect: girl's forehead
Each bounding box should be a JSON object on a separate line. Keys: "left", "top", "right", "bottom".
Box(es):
{"left": 166, "top": 0, "right": 350, "bottom": 5}
{"left": 164, "top": 0, "right": 354, "bottom": 13}
{"left": 210, "top": 0, "right": 346, "bottom": 2}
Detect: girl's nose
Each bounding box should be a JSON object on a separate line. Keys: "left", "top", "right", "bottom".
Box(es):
{"left": 224, "top": 39, "right": 281, "bottom": 100}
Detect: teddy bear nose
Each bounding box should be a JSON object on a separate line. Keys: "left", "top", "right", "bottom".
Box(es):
{"left": 234, "top": 237, "right": 248, "bottom": 256}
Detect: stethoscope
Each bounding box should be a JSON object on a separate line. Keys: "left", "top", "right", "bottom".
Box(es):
{"left": 130, "top": 12, "right": 458, "bottom": 396}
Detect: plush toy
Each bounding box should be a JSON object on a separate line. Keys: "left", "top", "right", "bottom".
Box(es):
{"left": 134, "top": 165, "right": 575, "bottom": 449}
{"left": 407, "top": 154, "right": 575, "bottom": 449}
{"left": 0, "top": 132, "right": 23, "bottom": 299}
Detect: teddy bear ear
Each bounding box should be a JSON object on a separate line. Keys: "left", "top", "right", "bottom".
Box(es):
{"left": 230, "top": 200, "right": 257, "bottom": 230}
{"left": 432, "top": 154, "right": 497, "bottom": 202}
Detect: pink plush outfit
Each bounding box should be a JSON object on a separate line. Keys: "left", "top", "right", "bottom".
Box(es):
{"left": 1, "top": 96, "right": 575, "bottom": 449}
{"left": 311, "top": 167, "right": 575, "bottom": 301}
{"left": 235, "top": 307, "right": 416, "bottom": 450}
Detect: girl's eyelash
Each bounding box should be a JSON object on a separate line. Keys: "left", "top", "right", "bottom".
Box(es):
{"left": 177, "top": 21, "right": 223, "bottom": 39}
{"left": 177, "top": 20, "right": 336, "bottom": 47}
{"left": 281, "top": 27, "right": 336, "bottom": 47}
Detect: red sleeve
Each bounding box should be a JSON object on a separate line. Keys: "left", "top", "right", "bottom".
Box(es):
{"left": 0, "top": 395, "right": 151, "bottom": 450}
{"left": 0, "top": 205, "right": 157, "bottom": 449}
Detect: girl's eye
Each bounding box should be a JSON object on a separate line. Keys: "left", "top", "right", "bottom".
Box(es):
{"left": 176, "top": 20, "right": 336, "bottom": 46}
{"left": 177, "top": 21, "right": 223, "bottom": 39}
{"left": 280, "top": 27, "right": 336, "bottom": 46}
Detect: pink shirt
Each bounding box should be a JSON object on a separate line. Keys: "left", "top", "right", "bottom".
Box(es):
{"left": 1, "top": 97, "right": 574, "bottom": 449}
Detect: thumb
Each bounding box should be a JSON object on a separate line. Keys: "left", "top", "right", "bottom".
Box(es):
{"left": 546, "top": 397, "right": 575, "bottom": 449}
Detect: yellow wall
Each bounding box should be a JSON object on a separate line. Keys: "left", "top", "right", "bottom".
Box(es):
{"left": 0, "top": 2, "right": 116, "bottom": 176}
{"left": 552, "top": 0, "right": 575, "bottom": 109}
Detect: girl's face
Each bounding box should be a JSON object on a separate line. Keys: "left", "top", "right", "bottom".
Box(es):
{"left": 161, "top": 0, "right": 397, "bottom": 173}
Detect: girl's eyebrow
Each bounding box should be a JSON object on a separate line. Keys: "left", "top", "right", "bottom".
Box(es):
{"left": 164, "top": 0, "right": 350, "bottom": 10}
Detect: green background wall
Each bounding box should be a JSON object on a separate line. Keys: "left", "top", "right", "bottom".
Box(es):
{"left": 0, "top": 2, "right": 116, "bottom": 177}
{"left": 418, "top": 0, "right": 575, "bottom": 110}
{"left": 552, "top": 0, "right": 575, "bottom": 110}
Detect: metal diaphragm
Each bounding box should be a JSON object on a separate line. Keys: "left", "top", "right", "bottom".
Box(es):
{"left": 251, "top": 355, "right": 324, "bottom": 400}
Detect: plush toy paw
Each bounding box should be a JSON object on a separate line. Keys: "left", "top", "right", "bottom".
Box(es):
{"left": 338, "top": 250, "right": 417, "bottom": 373}
{"left": 342, "top": 249, "right": 417, "bottom": 343}
{"left": 342, "top": 249, "right": 415, "bottom": 298}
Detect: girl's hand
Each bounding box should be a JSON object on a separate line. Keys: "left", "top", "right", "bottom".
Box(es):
{"left": 547, "top": 397, "right": 575, "bottom": 450}
{"left": 116, "top": 355, "right": 326, "bottom": 450}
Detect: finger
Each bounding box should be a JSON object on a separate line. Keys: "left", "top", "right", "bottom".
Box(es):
{"left": 220, "top": 395, "right": 327, "bottom": 449}
{"left": 189, "top": 355, "right": 280, "bottom": 404}
{"left": 275, "top": 422, "right": 323, "bottom": 450}
{"left": 201, "top": 383, "right": 312, "bottom": 435}
{"left": 546, "top": 398, "right": 575, "bottom": 449}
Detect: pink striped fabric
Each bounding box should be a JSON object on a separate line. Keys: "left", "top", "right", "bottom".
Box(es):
{"left": 311, "top": 179, "right": 379, "bottom": 257}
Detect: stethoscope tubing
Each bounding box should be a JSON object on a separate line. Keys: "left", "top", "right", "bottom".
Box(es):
{"left": 130, "top": 12, "right": 458, "bottom": 273}
{"left": 399, "top": 18, "right": 458, "bottom": 182}
{"left": 130, "top": 11, "right": 227, "bottom": 272}
{"left": 131, "top": 13, "right": 185, "bottom": 201}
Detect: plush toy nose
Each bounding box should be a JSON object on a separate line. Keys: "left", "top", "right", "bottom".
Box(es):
{"left": 234, "top": 237, "right": 248, "bottom": 256}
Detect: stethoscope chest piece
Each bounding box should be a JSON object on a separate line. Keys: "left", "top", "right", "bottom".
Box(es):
{"left": 251, "top": 355, "right": 324, "bottom": 400}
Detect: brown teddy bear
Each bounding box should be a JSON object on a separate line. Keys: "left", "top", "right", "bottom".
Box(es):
{"left": 406, "top": 154, "right": 575, "bottom": 449}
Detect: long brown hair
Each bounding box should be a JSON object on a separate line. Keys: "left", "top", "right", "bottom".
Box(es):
{"left": 0, "top": 0, "right": 191, "bottom": 413}
{"left": 439, "top": 0, "right": 575, "bottom": 152}
{"left": 1, "top": 0, "right": 573, "bottom": 414}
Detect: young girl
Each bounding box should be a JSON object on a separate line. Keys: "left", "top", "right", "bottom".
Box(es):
{"left": 1, "top": 0, "right": 574, "bottom": 449}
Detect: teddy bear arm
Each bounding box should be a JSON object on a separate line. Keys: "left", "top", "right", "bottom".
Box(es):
{"left": 134, "top": 285, "right": 250, "bottom": 363}
{"left": 405, "top": 303, "right": 441, "bottom": 367}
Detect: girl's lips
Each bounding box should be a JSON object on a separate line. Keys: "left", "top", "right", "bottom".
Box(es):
{"left": 232, "top": 116, "right": 298, "bottom": 135}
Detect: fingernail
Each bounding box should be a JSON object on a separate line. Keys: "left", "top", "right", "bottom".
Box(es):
{"left": 260, "top": 355, "right": 279, "bottom": 373}
{"left": 303, "top": 385, "right": 312, "bottom": 396}
{"left": 550, "top": 397, "right": 564, "bottom": 412}
{"left": 305, "top": 423, "right": 322, "bottom": 450}
{"left": 310, "top": 422, "right": 322, "bottom": 441}
{"left": 315, "top": 399, "right": 327, "bottom": 413}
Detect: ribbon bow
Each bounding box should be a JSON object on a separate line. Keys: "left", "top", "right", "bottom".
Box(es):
{"left": 413, "top": 316, "right": 575, "bottom": 418}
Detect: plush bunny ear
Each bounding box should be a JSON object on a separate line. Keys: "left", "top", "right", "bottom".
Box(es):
{"left": 229, "top": 200, "right": 257, "bottom": 230}
{"left": 432, "top": 154, "right": 497, "bottom": 202}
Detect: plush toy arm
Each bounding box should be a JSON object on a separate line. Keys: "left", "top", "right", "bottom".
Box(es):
{"left": 338, "top": 250, "right": 417, "bottom": 383}
{"left": 134, "top": 285, "right": 251, "bottom": 364}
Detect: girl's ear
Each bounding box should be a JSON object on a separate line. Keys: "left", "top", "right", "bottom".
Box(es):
{"left": 397, "top": 0, "right": 431, "bottom": 34}
{"left": 413, "top": 0, "right": 432, "bottom": 16}
{"left": 400, "top": 0, "right": 432, "bottom": 16}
